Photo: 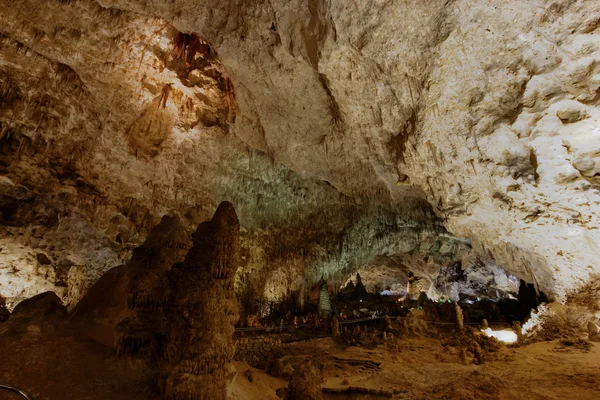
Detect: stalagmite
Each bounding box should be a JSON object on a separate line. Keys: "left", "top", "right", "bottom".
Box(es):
{"left": 513, "top": 322, "right": 523, "bottom": 344}
{"left": 115, "top": 215, "right": 191, "bottom": 357}
{"left": 354, "top": 273, "right": 368, "bottom": 298}
{"left": 318, "top": 279, "right": 331, "bottom": 317}
{"left": 588, "top": 321, "right": 600, "bottom": 342}
{"left": 161, "top": 202, "right": 240, "bottom": 400}
{"left": 284, "top": 358, "right": 324, "bottom": 400}
{"left": 127, "top": 222, "right": 191, "bottom": 309}
{"left": 331, "top": 316, "right": 340, "bottom": 338}
{"left": 458, "top": 348, "right": 468, "bottom": 365}
{"left": 384, "top": 315, "right": 393, "bottom": 330}
{"left": 455, "top": 302, "right": 464, "bottom": 331}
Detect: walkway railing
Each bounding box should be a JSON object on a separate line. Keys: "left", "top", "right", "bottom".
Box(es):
{"left": 235, "top": 315, "right": 511, "bottom": 333}
{"left": 0, "top": 383, "right": 36, "bottom": 400}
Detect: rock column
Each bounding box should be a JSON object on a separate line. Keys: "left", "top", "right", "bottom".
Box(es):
{"left": 161, "top": 202, "right": 240, "bottom": 400}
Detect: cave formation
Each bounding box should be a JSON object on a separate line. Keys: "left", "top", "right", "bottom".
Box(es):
{"left": 1, "top": 1, "right": 600, "bottom": 399}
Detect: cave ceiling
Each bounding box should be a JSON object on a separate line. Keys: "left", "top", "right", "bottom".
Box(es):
{"left": 1, "top": 0, "right": 600, "bottom": 307}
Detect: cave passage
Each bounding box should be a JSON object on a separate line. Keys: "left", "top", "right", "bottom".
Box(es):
{"left": 236, "top": 274, "right": 549, "bottom": 335}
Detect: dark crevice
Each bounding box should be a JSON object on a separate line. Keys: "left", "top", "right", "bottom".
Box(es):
{"left": 318, "top": 73, "right": 345, "bottom": 133}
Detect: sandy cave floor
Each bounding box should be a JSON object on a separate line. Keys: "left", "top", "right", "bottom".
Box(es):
{"left": 0, "top": 332, "right": 599, "bottom": 400}
{"left": 232, "top": 337, "right": 600, "bottom": 400}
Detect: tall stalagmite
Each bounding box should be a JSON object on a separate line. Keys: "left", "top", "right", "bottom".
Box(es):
{"left": 115, "top": 215, "right": 191, "bottom": 357}
{"left": 162, "top": 202, "right": 240, "bottom": 400}
{"left": 318, "top": 280, "right": 331, "bottom": 317}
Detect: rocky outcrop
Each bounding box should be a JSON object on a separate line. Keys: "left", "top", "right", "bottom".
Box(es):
{"left": 161, "top": 201, "right": 240, "bottom": 400}
{"left": 0, "top": 291, "right": 162, "bottom": 400}
{"left": 0, "top": 179, "right": 123, "bottom": 309}
{"left": 9, "top": 291, "right": 67, "bottom": 325}
{"left": 69, "top": 265, "right": 129, "bottom": 347}
{"left": 234, "top": 334, "right": 291, "bottom": 366}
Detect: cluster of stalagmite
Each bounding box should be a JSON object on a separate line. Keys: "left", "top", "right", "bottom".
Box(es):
{"left": 161, "top": 202, "right": 240, "bottom": 400}
{"left": 115, "top": 215, "right": 191, "bottom": 357}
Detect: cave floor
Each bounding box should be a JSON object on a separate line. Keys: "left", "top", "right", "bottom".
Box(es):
{"left": 0, "top": 322, "right": 160, "bottom": 400}
{"left": 233, "top": 337, "right": 600, "bottom": 400}
{"left": 1, "top": 332, "right": 599, "bottom": 400}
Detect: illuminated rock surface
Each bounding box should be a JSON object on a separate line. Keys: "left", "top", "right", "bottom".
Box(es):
{"left": 1, "top": 1, "right": 599, "bottom": 306}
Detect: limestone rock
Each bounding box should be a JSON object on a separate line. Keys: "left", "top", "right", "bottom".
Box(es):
{"left": 116, "top": 214, "right": 191, "bottom": 356}
{"left": 556, "top": 108, "right": 587, "bottom": 124}
{"left": 317, "top": 280, "right": 331, "bottom": 317}
{"left": 405, "top": 309, "right": 429, "bottom": 334}
{"left": 10, "top": 291, "right": 67, "bottom": 324}
{"left": 69, "top": 265, "right": 129, "bottom": 347}
{"left": 161, "top": 201, "right": 240, "bottom": 400}
{"left": 284, "top": 358, "right": 324, "bottom": 400}
{"left": 127, "top": 215, "right": 191, "bottom": 311}
{"left": 588, "top": 321, "right": 600, "bottom": 342}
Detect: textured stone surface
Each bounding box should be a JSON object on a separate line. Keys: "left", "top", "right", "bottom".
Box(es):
{"left": 347, "top": 253, "right": 518, "bottom": 301}
{"left": 126, "top": 215, "right": 191, "bottom": 311}
{"left": 234, "top": 334, "right": 290, "bottom": 366}
{"left": 1, "top": 0, "right": 599, "bottom": 305}
{"left": 69, "top": 264, "right": 129, "bottom": 347}
{"left": 161, "top": 202, "right": 240, "bottom": 400}
{"left": 284, "top": 357, "right": 324, "bottom": 400}
{"left": 114, "top": 214, "right": 190, "bottom": 355}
